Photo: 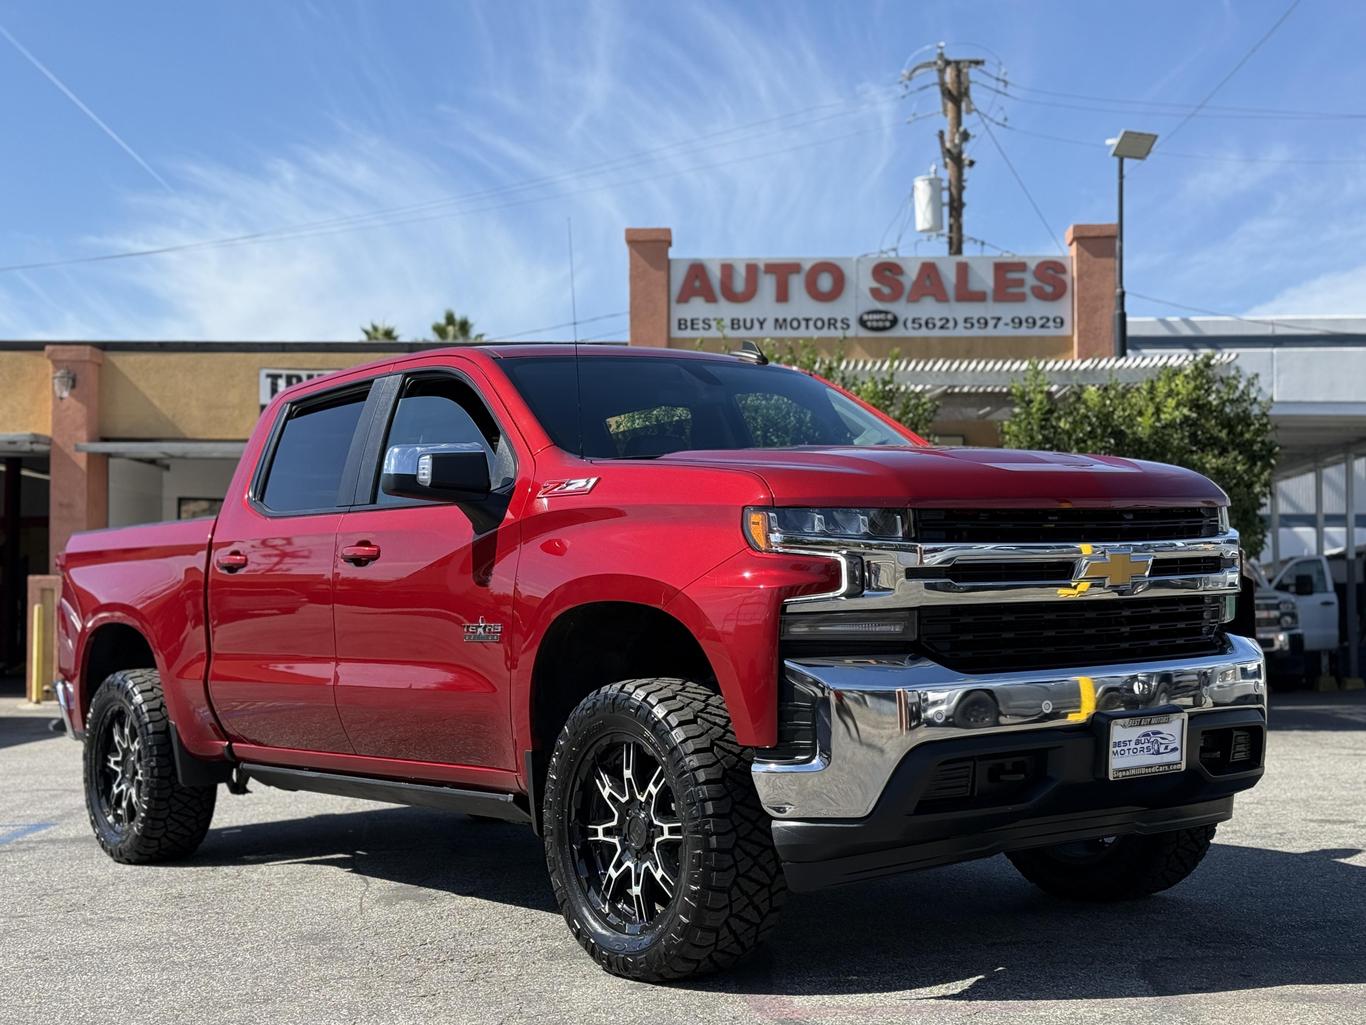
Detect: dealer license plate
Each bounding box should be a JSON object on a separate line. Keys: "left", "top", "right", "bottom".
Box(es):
{"left": 1107, "top": 712, "right": 1187, "bottom": 780}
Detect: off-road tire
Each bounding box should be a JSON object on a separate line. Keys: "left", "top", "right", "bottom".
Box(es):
{"left": 1006, "top": 825, "right": 1216, "bottom": 902}
{"left": 83, "top": 668, "right": 217, "bottom": 863}
{"left": 543, "top": 678, "right": 786, "bottom": 982}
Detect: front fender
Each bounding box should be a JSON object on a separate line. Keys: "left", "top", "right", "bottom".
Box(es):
{"left": 667, "top": 548, "right": 841, "bottom": 747}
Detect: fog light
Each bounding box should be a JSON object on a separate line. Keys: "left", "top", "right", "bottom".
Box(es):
{"left": 781, "top": 611, "right": 916, "bottom": 641}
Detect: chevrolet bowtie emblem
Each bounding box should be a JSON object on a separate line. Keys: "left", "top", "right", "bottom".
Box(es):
{"left": 1077, "top": 551, "right": 1154, "bottom": 588}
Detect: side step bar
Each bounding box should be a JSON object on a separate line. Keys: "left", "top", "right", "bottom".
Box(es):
{"left": 240, "top": 763, "right": 533, "bottom": 825}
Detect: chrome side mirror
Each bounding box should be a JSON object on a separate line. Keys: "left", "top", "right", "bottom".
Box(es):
{"left": 381, "top": 443, "right": 491, "bottom": 502}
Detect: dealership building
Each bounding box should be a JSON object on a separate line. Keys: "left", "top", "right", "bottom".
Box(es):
{"left": 3, "top": 221, "right": 1364, "bottom": 685}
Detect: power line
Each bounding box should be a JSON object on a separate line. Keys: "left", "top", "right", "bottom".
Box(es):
{"left": 1128, "top": 290, "right": 1366, "bottom": 338}
{"left": 984, "top": 76, "right": 1365, "bottom": 121}
{"left": 0, "top": 91, "right": 902, "bottom": 275}
{"left": 1157, "top": 0, "right": 1302, "bottom": 150}
{"left": 494, "top": 310, "right": 626, "bottom": 341}
{"left": 976, "top": 81, "right": 1356, "bottom": 121}
{"left": 153, "top": 123, "right": 890, "bottom": 255}
{"left": 974, "top": 113, "right": 1063, "bottom": 252}
{"left": 979, "top": 114, "right": 1366, "bottom": 166}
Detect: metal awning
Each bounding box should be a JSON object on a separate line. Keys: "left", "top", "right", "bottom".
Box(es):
{"left": 0, "top": 433, "right": 52, "bottom": 456}
{"left": 76, "top": 440, "right": 246, "bottom": 459}
{"left": 841, "top": 352, "right": 1233, "bottom": 389}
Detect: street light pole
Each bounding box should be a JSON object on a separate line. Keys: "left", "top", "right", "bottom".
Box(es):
{"left": 1115, "top": 154, "right": 1126, "bottom": 357}
{"left": 1106, "top": 130, "right": 1157, "bottom": 359}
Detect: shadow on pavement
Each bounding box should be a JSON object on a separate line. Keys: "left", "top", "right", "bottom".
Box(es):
{"left": 702, "top": 843, "right": 1366, "bottom": 1001}
{"left": 197, "top": 804, "right": 557, "bottom": 914}
{"left": 1269, "top": 690, "right": 1366, "bottom": 731}
{"left": 193, "top": 802, "right": 1366, "bottom": 1000}
{"left": 0, "top": 715, "right": 64, "bottom": 751}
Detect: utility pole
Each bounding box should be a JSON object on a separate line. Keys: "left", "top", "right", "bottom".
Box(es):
{"left": 904, "top": 45, "right": 984, "bottom": 256}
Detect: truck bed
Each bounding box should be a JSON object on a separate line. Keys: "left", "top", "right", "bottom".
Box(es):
{"left": 58, "top": 516, "right": 222, "bottom": 755}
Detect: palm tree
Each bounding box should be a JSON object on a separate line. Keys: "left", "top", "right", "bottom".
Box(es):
{"left": 431, "top": 309, "right": 484, "bottom": 343}
{"left": 361, "top": 321, "right": 399, "bottom": 340}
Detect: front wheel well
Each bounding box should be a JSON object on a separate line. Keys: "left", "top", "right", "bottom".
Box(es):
{"left": 82, "top": 623, "right": 157, "bottom": 716}
{"left": 529, "top": 602, "right": 715, "bottom": 757}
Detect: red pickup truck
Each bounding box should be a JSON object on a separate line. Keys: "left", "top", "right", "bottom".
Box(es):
{"left": 54, "top": 344, "right": 1267, "bottom": 982}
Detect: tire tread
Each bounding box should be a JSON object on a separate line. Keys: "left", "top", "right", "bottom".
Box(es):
{"left": 84, "top": 668, "right": 216, "bottom": 864}
{"left": 543, "top": 677, "right": 785, "bottom": 982}
{"left": 1006, "top": 824, "right": 1217, "bottom": 902}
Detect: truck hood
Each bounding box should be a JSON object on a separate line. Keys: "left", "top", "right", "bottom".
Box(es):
{"left": 656, "top": 446, "right": 1228, "bottom": 509}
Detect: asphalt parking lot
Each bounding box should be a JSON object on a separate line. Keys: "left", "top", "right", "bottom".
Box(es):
{"left": 3, "top": 690, "right": 1365, "bottom": 1025}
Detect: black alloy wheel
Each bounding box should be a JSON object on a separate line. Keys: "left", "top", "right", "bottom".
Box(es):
{"left": 543, "top": 677, "right": 786, "bottom": 982}
{"left": 568, "top": 736, "right": 683, "bottom": 932}
{"left": 82, "top": 669, "right": 217, "bottom": 863}
{"left": 94, "top": 706, "right": 145, "bottom": 834}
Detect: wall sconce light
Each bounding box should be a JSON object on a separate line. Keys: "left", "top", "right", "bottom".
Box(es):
{"left": 52, "top": 367, "right": 76, "bottom": 400}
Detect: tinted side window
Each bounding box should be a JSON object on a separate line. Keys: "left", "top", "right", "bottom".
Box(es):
{"left": 261, "top": 390, "right": 369, "bottom": 512}
{"left": 376, "top": 375, "right": 515, "bottom": 505}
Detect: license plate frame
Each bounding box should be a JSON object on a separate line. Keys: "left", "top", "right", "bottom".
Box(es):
{"left": 1106, "top": 711, "right": 1187, "bottom": 781}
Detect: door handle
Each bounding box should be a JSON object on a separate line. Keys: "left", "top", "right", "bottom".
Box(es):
{"left": 341, "top": 542, "right": 382, "bottom": 566}
{"left": 1320, "top": 599, "right": 1335, "bottom": 606}
{"left": 216, "top": 551, "right": 248, "bottom": 573}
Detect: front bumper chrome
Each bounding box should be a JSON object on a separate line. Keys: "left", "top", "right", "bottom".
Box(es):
{"left": 53, "top": 678, "right": 83, "bottom": 740}
{"left": 753, "top": 633, "right": 1266, "bottom": 819}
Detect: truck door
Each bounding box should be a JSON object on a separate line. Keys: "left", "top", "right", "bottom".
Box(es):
{"left": 331, "top": 366, "right": 523, "bottom": 774}
{"left": 207, "top": 378, "right": 379, "bottom": 753}
{"left": 1275, "top": 555, "right": 1339, "bottom": 651}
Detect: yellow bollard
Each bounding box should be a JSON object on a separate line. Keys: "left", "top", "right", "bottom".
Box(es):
{"left": 27, "top": 602, "right": 45, "bottom": 704}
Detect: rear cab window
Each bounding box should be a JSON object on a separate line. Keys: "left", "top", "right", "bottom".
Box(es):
{"left": 257, "top": 385, "right": 371, "bottom": 513}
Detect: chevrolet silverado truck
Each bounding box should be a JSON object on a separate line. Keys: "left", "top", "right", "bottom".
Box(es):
{"left": 54, "top": 344, "right": 1268, "bottom": 982}
{"left": 1253, "top": 555, "right": 1340, "bottom": 680}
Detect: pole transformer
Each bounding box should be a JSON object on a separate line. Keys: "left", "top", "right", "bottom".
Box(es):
{"left": 903, "top": 45, "right": 985, "bottom": 256}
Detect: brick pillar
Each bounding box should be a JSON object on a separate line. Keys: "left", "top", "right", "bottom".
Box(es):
{"left": 45, "top": 345, "right": 106, "bottom": 570}
{"left": 1066, "top": 223, "right": 1118, "bottom": 360}
{"left": 625, "top": 227, "right": 672, "bottom": 347}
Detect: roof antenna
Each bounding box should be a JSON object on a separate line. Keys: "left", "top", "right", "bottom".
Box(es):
{"left": 567, "top": 217, "right": 585, "bottom": 457}
{"left": 732, "top": 339, "right": 769, "bottom": 365}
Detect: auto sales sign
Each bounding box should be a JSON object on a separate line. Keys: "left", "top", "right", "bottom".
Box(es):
{"left": 669, "top": 256, "right": 1071, "bottom": 339}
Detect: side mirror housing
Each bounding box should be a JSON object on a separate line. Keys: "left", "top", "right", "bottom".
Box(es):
{"left": 381, "top": 444, "right": 491, "bottom": 502}
{"left": 1294, "top": 573, "right": 1315, "bottom": 596}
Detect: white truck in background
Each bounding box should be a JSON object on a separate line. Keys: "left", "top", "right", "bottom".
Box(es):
{"left": 1254, "top": 554, "right": 1340, "bottom": 678}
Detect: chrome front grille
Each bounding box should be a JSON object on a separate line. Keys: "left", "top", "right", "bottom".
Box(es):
{"left": 779, "top": 508, "right": 1242, "bottom": 672}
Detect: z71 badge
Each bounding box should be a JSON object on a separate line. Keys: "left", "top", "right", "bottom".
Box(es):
{"left": 463, "top": 617, "right": 504, "bottom": 643}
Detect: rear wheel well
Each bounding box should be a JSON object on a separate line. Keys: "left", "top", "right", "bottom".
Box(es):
{"left": 82, "top": 624, "right": 156, "bottom": 716}
{"left": 530, "top": 603, "right": 715, "bottom": 758}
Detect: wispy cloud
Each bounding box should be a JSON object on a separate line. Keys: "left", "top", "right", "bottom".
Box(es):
{"left": 0, "top": 1, "right": 902, "bottom": 341}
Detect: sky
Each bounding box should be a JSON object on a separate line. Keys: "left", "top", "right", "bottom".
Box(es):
{"left": 1, "top": 0, "right": 1364, "bottom": 342}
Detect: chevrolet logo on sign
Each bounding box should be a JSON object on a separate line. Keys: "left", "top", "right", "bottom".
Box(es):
{"left": 1059, "top": 549, "right": 1154, "bottom": 597}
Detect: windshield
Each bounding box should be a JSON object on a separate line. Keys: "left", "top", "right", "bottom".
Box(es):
{"left": 499, "top": 354, "right": 915, "bottom": 458}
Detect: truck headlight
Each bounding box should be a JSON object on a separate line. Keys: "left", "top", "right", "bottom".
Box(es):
{"left": 1279, "top": 599, "right": 1298, "bottom": 629}
{"left": 744, "top": 507, "right": 908, "bottom": 551}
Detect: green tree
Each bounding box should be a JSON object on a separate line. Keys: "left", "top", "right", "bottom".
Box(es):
{"left": 1000, "top": 355, "right": 1278, "bottom": 555}
{"left": 431, "top": 309, "right": 484, "bottom": 343}
{"left": 361, "top": 321, "right": 399, "bottom": 341}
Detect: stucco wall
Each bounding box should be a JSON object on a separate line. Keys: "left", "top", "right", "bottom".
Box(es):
{"left": 0, "top": 351, "right": 52, "bottom": 436}
{"left": 101, "top": 351, "right": 392, "bottom": 439}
